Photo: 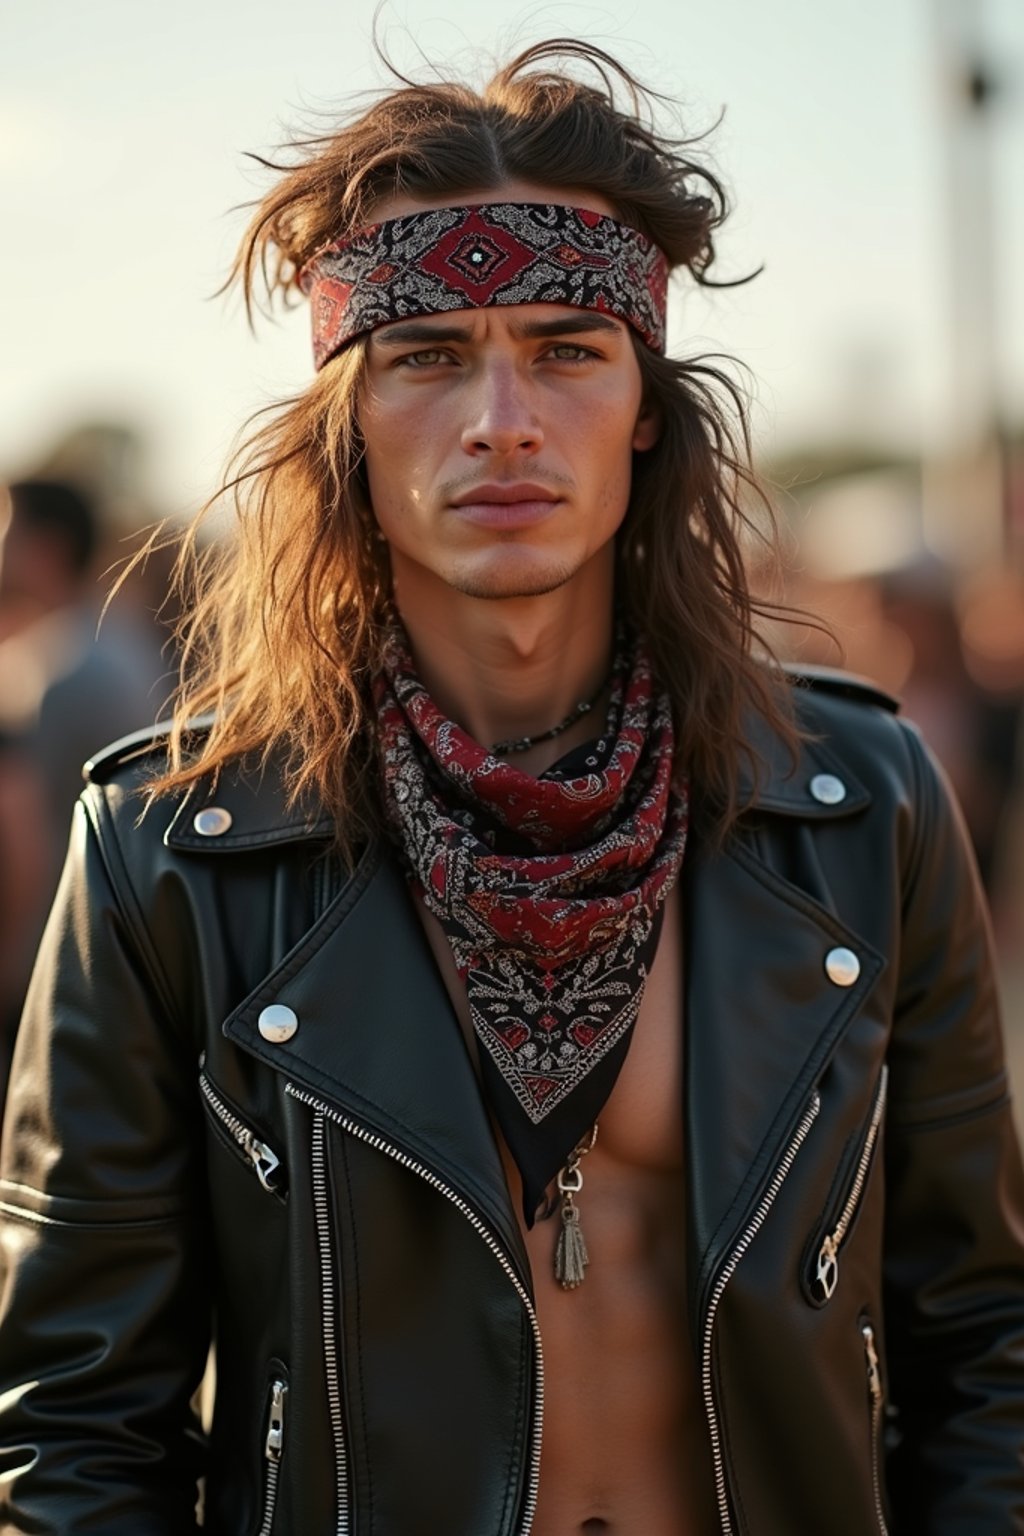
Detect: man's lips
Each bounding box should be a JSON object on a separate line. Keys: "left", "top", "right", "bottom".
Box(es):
{"left": 448, "top": 483, "right": 563, "bottom": 529}
{"left": 450, "top": 483, "right": 561, "bottom": 506}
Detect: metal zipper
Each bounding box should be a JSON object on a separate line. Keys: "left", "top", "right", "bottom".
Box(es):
{"left": 286, "top": 1082, "right": 544, "bottom": 1536}
{"left": 258, "top": 1377, "right": 288, "bottom": 1536}
{"left": 311, "top": 1112, "right": 351, "bottom": 1536}
{"left": 815, "top": 1066, "right": 889, "bottom": 1302}
{"left": 701, "top": 1090, "right": 821, "bottom": 1536}
{"left": 199, "top": 1069, "right": 282, "bottom": 1193}
{"left": 861, "top": 1322, "right": 889, "bottom": 1535}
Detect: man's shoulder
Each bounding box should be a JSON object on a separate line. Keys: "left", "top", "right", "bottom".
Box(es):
{"left": 770, "top": 662, "right": 944, "bottom": 823}
{"left": 781, "top": 663, "right": 900, "bottom": 718}
{"left": 76, "top": 719, "right": 214, "bottom": 881}
{"left": 737, "top": 661, "right": 920, "bottom": 822}
{"left": 82, "top": 718, "right": 336, "bottom": 856}
{"left": 83, "top": 716, "right": 213, "bottom": 789}
{"left": 780, "top": 662, "right": 910, "bottom": 765}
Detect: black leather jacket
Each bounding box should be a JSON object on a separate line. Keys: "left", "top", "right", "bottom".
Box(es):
{"left": 2, "top": 672, "right": 1024, "bottom": 1536}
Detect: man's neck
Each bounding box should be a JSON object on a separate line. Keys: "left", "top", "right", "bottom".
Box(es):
{"left": 392, "top": 554, "right": 616, "bottom": 775}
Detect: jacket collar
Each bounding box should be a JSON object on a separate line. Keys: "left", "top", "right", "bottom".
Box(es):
{"left": 164, "top": 688, "right": 870, "bottom": 852}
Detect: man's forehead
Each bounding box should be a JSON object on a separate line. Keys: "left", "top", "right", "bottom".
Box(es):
{"left": 368, "top": 182, "right": 620, "bottom": 225}
{"left": 371, "top": 307, "right": 626, "bottom": 347}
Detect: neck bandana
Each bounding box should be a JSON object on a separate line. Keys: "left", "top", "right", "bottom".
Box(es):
{"left": 299, "top": 202, "right": 669, "bottom": 370}
{"left": 373, "top": 627, "right": 688, "bottom": 1222}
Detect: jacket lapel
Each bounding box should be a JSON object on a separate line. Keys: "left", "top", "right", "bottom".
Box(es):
{"left": 683, "top": 820, "right": 885, "bottom": 1317}
{"left": 222, "top": 840, "right": 528, "bottom": 1277}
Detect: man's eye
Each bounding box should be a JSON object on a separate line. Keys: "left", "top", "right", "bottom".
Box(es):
{"left": 547, "top": 344, "right": 595, "bottom": 362}
{"left": 399, "top": 349, "right": 448, "bottom": 368}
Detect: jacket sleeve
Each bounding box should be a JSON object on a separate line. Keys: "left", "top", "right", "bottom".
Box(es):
{"left": 883, "top": 720, "right": 1024, "bottom": 1531}
{"left": 0, "top": 786, "right": 210, "bottom": 1535}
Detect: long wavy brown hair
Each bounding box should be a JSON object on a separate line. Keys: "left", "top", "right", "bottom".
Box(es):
{"left": 145, "top": 39, "right": 801, "bottom": 860}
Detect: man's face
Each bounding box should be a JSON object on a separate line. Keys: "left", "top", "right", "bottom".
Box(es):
{"left": 356, "top": 183, "right": 659, "bottom": 604}
{"left": 0, "top": 497, "right": 73, "bottom": 633}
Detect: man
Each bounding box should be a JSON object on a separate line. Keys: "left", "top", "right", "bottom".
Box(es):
{"left": 0, "top": 480, "right": 166, "bottom": 1089}
{"left": 0, "top": 728, "right": 49, "bottom": 1107}
{"left": 0, "top": 478, "right": 167, "bottom": 842}
{"left": 1, "top": 39, "right": 1023, "bottom": 1536}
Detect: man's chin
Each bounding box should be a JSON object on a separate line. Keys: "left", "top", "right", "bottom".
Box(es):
{"left": 445, "top": 560, "right": 578, "bottom": 602}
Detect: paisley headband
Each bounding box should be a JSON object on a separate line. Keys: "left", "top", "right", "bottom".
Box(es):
{"left": 299, "top": 202, "right": 669, "bottom": 369}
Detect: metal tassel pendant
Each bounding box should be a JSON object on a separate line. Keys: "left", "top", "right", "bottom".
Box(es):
{"left": 555, "top": 1200, "right": 589, "bottom": 1288}
{"left": 553, "top": 1123, "right": 598, "bottom": 1290}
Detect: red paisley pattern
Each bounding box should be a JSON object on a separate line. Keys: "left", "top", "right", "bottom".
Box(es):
{"left": 299, "top": 203, "right": 669, "bottom": 369}
{"left": 374, "top": 627, "right": 688, "bottom": 1211}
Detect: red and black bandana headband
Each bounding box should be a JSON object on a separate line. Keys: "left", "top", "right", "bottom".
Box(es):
{"left": 299, "top": 202, "right": 669, "bottom": 369}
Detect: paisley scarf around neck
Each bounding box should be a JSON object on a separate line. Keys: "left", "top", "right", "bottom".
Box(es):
{"left": 373, "top": 628, "right": 689, "bottom": 1222}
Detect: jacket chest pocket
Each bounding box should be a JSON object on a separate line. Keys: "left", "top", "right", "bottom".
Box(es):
{"left": 199, "top": 1057, "right": 287, "bottom": 1200}
{"left": 803, "top": 1065, "right": 888, "bottom": 1306}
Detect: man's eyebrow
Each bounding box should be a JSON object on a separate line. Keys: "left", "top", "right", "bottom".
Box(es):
{"left": 507, "top": 313, "right": 623, "bottom": 340}
{"left": 371, "top": 312, "right": 624, "bottom": 348}
{"left": 373, "top": 320, "right": 476, "bottom": 347}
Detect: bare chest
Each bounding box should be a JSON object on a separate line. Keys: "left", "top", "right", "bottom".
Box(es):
{"left": 417, "top": 886, "right": 717, "bottom": 1533}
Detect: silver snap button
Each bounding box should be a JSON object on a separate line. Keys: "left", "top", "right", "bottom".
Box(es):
{"left": 825, "top": 947, "right": 860, "bottom": 987}
{"left": 810, "top": 773, "right": 847, "bottom": 806}
{"left": 258, "top": 1004, "right": 299, "bottom": 1043}
{"left": 193, "top": 806, "right": 233, "bottom": 837}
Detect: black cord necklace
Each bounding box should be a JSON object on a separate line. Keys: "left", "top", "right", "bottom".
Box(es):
{"left": 490, "top": 675, "right": 608, "bottom": 756}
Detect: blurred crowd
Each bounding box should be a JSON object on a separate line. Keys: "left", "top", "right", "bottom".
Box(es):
{"left": 0, "top": 433, "right": 176, "bottom": 1105}
{"left": 0, "top": 421, "right": 1023, "bottom": 1118}
{"left": 780, "top": 564, "right": 1024, "bottom": 925}
{"left": 768, "top": 453, "right": 1024, "bottom": 965}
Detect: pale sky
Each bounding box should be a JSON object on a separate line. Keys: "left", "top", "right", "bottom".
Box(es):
{"left": 2, "top": 0, "right": 1022, "bottom": 517}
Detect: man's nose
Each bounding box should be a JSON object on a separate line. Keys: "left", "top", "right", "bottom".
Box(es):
{"left": 459, "top": 363, "right": 544, "bottom": 457}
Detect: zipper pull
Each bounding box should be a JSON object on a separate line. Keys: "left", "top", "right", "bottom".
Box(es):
{"left": 861, "top": 1323, "right": 882, "bottom": 1404}
{"left": 555, "top": 1195, "right": 589, "bottom": 1289}
{"left": 816, "top": 1232, "right": 839, "bottom": 1300}
{"left": 265, "top": 1379, "right": 287, "bottom": 1461}
{"left": 247, "top": 1138, "right": 281, "bottom": 1193}
{"left": 554, "top": 1124, "right": 598, "bottom": 1290}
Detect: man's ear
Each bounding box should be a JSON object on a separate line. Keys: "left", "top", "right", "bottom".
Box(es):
{"left": 632, "top": 397, "right": 661, "bottom": 453}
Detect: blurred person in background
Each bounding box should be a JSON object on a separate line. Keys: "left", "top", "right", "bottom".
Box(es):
{"left": 880, "top": 570, "right": 1023, "bottom": 899}
{"left": 0, "top": 478, "right": 165, "bottom": 831}
{"left": 954, "top": 567, "right": 1024, "bottom": 946}
{"left": 2, "top": 39, "right": 1024, "bottom": 1536}
{"left": 0, "top": 478, "right": 167, "bottom": 1088}
{"left": 0, "top": 730, "right": 49, "bottom": 1115}
{"left": 779, "top": 550, "right": 1024, "bottom": 925}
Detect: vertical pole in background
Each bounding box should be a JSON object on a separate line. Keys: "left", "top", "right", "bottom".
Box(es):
{"left": 924, "top": 0, "right": 1009, "bottom": 569}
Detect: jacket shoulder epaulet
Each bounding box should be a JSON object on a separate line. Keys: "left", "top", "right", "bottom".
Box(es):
{"left": 83, "top": 715, "right": 214, "bottom": 786}
{"left": 782, "top": 663, "right": 901, "bottom": 715}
